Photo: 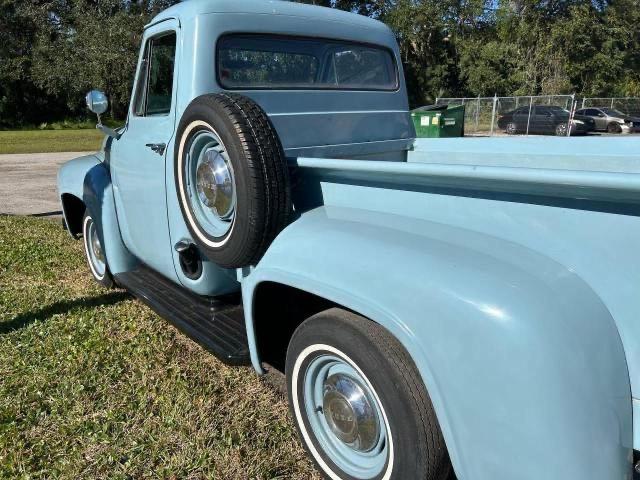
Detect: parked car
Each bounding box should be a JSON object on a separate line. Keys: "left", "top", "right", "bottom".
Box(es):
{"left": 498, "top": 105, "right": 595, "bottom": 135}
{"left": 575, "top": 107, "right": 640, "bottom": 133}
{"left": 57, "top": 1, "right": 640, "bottom": 479}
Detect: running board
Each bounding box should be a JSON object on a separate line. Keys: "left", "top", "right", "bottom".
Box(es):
{"left": 115, "top": 266, "right": 250, "bottom": 366}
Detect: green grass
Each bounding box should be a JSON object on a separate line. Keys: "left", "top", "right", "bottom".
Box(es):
{"left": 0, "top": 216, "right": 320, "bottom": 479}
{"left": 0, "top": 130, "right": 105, "bottom": 154}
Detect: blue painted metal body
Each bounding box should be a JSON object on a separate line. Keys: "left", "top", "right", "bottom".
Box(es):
{"left": 151, "top": 0, "right": 413, "bottom": 161}
{"left": 58, "top": 151, "right": 138, "bottom": 275}
{"left": 242, "top": 140, "right": 640, "bottom": 478}
{"left": 56, "top": 1, "right": 640, "bottom": 478}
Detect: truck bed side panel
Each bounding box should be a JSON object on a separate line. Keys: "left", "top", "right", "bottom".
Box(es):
{"left": 243, "top": 205, "right": 631, "bottom": 480}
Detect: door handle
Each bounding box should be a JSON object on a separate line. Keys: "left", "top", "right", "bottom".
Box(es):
{"left": 146, "top": 143, "right": 166, "bottom": 156}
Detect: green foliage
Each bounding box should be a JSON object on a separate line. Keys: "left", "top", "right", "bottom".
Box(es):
{"left": 0, "top": 0, "right": 178, "bottom": 127}
{"left": 299, "top": 0, "right": 640, "bottom": 105}
{"left": 1, "top": 0, "right": 639, "bottom": 123}
{"left": 452, "top": 0, "right": 640, "bottom": 99}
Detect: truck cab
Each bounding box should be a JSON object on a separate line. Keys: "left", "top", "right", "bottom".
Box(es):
{"left": 58, "top": 1, "right": 640, "bottom": 479}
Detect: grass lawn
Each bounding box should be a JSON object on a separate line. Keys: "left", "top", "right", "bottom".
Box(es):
{"left": 0, "top": 130, "right": 104, "bottom": 154}
{"left": 0, "top": 216, "right": 319, "bottom": 479}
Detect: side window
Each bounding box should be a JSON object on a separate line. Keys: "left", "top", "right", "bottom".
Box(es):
{"left": 133, "top": 32, "right": 177, "bottom": 117}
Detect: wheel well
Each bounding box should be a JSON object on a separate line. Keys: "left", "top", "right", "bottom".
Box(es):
{"left": 60, "top": 194, "right": 85, "bottom": 237}
{"left": 252, "top": 282, "right": 339, "bottom": 372}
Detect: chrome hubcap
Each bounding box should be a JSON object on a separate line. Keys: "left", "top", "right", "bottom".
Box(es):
{"left": 322, "top": 374, "right": 380, "bottom": 452}
{"left": 196, "top": 149, "right": 234, "bottom": 219}
{"left": 90, "top": 224, "right": 104, "bottom": 263}
{"left": 85, "top": 217, "right": 106, "bottom": 278}
{"left": 303, "top": 353, "right": 390, "bottom": 477}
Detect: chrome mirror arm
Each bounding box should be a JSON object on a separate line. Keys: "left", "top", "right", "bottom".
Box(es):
{"left": 95, "top": 113, "right": 121, "bottom": 140}
{"left": 86, "top": 90, "right": 121, "bottom": 140}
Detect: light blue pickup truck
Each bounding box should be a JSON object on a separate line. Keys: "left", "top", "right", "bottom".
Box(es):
{"left": 57, "top": 1, "right": 640, "bottom": 479}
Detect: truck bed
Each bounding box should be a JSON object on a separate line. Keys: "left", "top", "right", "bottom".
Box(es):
{"left": 410, "top": 136, "right": 640, "bottom": 173}
{"left": 294, "top": 137, "right": 640, "bottom": 413}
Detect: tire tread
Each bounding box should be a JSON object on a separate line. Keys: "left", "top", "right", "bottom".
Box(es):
{"left": 288, "top": 308, "right": 452, "bottom": 480}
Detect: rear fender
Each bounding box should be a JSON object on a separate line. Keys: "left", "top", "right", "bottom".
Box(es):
{"left": 242, "top": 206, "right": 631, "bottom": 480}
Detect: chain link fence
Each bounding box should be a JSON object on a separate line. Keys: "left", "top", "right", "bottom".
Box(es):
{"left": 581, "top": 98, "right": 640, "bottom": 116}
{"left": 435, "top": 95, "right": 576, "bottom": 136}
{"left": 434, "top": 95, "right": 640, "bottom": 136}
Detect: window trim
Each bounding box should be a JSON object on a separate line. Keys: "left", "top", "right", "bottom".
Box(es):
{"left": 132, "top": 41, "right": 151, "bottom": 117}
{"left": 132, "top": 30, "right": 177, "bottom": 118}
{"left": 215, "top": 33, "right": 400, "bottom": 93}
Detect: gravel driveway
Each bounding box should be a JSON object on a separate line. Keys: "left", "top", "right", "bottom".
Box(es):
{"left": 0, "top": 152, "right": 91, "bottom": 216}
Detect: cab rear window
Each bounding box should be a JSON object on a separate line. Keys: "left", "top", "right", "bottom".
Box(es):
{"left": 217, "top": 34, "right": 398, "bottom": 91}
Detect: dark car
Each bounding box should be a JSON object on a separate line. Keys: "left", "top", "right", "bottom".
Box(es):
{"left": 498, "top": 105, "right": 595, "bottom": 136}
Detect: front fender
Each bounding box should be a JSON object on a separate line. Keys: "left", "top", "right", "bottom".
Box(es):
{"left": 57, "top": 153, "right": 137, "bottom": 275}
{"left": 243, "top": 206, "right": 631, "bottom": 480}
{"left": 57, "top": 154, "right": 102, "bottom": 200}
{"left": 82, "top": 162, "right": 138, "bottom": 275}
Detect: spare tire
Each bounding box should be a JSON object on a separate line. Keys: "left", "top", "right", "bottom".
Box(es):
{"left": 175, "top": 93, "right": 291, "bottom": 268}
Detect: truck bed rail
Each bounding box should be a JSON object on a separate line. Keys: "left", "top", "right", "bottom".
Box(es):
{"left": 294, "top": 157, "right": 640, "bottom": 205}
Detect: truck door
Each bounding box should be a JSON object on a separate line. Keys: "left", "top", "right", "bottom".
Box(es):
{"left": 110, "top": 20, "right": 179, "bottom": 280}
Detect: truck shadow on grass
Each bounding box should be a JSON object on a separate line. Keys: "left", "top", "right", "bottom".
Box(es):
{"left": 0, "top": 290, "right": 129, "bottom": 334}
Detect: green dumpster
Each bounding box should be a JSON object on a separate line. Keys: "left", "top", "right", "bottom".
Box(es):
{"left": 411, "top": 104, "right": 465, "bottom": 138}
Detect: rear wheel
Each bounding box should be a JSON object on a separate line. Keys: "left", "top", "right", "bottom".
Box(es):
{"left": 286, "top": 309, "right": 451, "bottom": 480}
{"left": 82, "top": 213, "right": 114, "bottom": 288}
{"left": 555, "top": 123, "right": 568, "bottom": 136}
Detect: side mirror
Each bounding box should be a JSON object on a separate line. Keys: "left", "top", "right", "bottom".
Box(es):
{"left": 86, "top": 90, "right": 108, "bottom": 115}
{"left": 85, "top": 90, "right": 120, "bottom": 140}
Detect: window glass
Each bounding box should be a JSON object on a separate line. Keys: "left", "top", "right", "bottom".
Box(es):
{"left": 217, "top": 34, "right": 398, "bottom": 91}
{"left": 601, "top": 108, "right": 626, "bottom": 117}
{"left": 133, "top": 32, "right": 176, "bottom": 116}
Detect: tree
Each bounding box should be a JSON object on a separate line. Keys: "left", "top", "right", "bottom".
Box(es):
{"left": 1, "top": 0, "right": 639, "bottom": 126}
{"left": 0, "top": 0, "right": 177, "bottom": 126}
{"left": 27, "top": 0, "right": 179, "bottom": 118}
{"left": 0, "top": 0, "right": 64, "bottom": 127}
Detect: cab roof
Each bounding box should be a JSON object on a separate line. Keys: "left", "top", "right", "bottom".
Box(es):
{"left": 148, "top": 0, "right": 391, "bottom": 34}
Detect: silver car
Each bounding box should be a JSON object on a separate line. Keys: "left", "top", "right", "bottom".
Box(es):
{"left": 575, "top": 107, "right": 640, "bottom": 133}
